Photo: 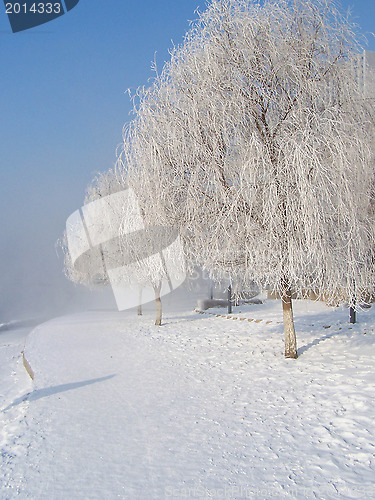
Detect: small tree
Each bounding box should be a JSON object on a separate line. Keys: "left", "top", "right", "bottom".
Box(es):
{"left": 62, "top": 170, "right": 185, "bottom": 326}
{"left": 122, "top": 0, "right": 375, "bottom": 357}
{"left": 62, "top": 170, "right": 126, "bottom": 289}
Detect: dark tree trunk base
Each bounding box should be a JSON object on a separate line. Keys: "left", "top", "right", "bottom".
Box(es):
{"left": 349, "top": 306, "right": 356, "bottom": 324}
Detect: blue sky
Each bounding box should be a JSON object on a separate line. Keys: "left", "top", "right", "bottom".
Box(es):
{"left": 0, "top": 0, "right": 374, "bottom": 319}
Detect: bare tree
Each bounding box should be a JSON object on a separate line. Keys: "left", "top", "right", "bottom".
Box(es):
{"left": 121, "top": 0, "right": 375, "bottom": 357}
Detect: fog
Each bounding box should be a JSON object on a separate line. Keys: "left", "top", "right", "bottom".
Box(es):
{"left": 0, "top": 192, "right": 117, "bottom": 323}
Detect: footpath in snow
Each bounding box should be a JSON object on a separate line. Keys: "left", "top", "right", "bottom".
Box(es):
{"left": 1, "top": 294, "right": 375, "bottom": 499}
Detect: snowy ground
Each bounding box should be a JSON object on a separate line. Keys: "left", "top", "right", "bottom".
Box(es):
{"left": 1, "top": 291, "right": 375, "bottom": 499}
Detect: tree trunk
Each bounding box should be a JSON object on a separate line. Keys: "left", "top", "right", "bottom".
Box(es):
{"left": 227, "top": 283, "right": 232, "bottom": 314}
{"left": 137, "top": 288, "right": 142, "bottom": 316}
{"left": 154, "top": 282, "right": 162, "bottom": 326}
{"left": 281, "top": 287, "right": 298, "bottom": 358}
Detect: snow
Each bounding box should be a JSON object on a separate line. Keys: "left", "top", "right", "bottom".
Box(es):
{"left": 1, "top": 291, "right": 375, "bottom": 499}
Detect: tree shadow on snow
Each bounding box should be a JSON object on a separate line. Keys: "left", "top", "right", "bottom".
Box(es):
{"left": 1, "top": 374, "right": 116, "bottom": 412}
{"left": 298, "top": 330, "right": 344, "bottom": 356}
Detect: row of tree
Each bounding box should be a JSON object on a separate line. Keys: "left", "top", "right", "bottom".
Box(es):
{"left": 63, "top": 0, "right": 375, "bottom": 358}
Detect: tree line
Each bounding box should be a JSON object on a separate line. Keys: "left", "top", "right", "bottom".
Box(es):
{"left": 62, "top": 0, "right": 375, "bottom": 358}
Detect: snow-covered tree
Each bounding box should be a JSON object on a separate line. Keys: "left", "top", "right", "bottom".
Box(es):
{"left": 61, "top": 170, "right": 125, "bottom": 288}
{"left": 62, "top": 169, "right": 185, "bottom": 326}
{"left": 122, "top": 0, "right": 375, "bottom": 357}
